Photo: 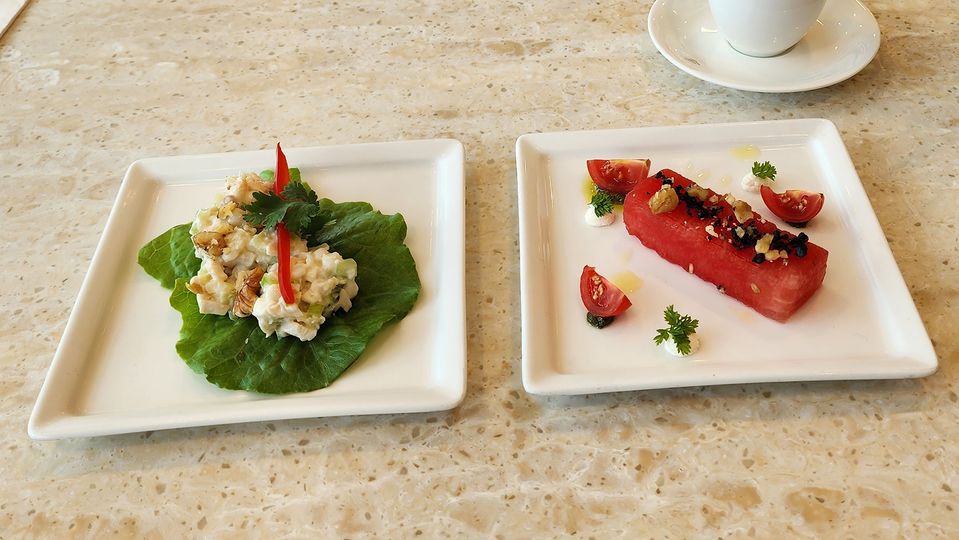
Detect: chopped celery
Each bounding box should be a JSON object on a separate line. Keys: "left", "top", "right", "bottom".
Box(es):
{"left": 335, "top": 259, "right": 357, "bottom": 278}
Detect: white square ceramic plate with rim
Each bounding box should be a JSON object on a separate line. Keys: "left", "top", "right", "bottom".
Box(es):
{"left": 516, "top": 119, "right": 937, "bottom": 395}
{"left": 29, "top": 139, "right": 466, "bottom": 439}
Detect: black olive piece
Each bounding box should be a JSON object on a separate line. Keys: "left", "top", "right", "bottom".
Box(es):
{"left": 654, "top": 171, "right": 666, "bottom": 180}
{"left": 795, "top": 244, "right": 808, "bottom": 257}
{"left": 797, "top": 232, "right": 809, "bottom": 242}
{"left": 586, "top": 312, "right": 615, "bottom": 329}
{"left": 752, "top": 253, "right": 765, "bottom": 264}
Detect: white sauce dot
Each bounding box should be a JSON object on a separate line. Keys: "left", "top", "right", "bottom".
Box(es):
{"left": 741, "top": 173, "right": 768, "bottom": 193}
{"left": 664, "top": 333, "right": 701, "bottom": 357}
{"left": 584, "top": 205, "right": 615, "bottom": 227}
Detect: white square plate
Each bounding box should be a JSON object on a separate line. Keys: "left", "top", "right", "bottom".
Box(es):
{"left": 29, "top": 139, "right": 466, "bottom": 439}
{"left": 517, "top": 119, "right": 937, "bottom": 395}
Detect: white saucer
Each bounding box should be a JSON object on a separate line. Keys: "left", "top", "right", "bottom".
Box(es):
{"left": 648, "top": 0, "right": 880, "bottom": 93}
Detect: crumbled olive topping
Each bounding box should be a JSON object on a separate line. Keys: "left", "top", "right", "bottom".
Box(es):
{"left": 730, "top": 224, "right": 762, "bottom": 250}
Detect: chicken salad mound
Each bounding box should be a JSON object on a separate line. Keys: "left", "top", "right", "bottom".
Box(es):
{"left": 186, "top": 172, "right": 359, "bottom": 341}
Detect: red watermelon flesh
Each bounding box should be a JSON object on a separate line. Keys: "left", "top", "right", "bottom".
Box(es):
{"left": 623, "top": 169, "right": 828, "bottom": 322}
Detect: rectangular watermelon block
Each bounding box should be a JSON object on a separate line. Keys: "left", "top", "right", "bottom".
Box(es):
{"left": 623, "top": 169, "right": 828, "bottom": 322}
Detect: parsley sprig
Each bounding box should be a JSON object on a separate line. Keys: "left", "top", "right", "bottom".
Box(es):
{"left": 751, "top": 161, "right": 777, "bottom": 181}
{"left": 589, "top": 189, "right": 625, "bottom": 217}
{"left": 653, "top": 305, "right": 700, "bottom": 355}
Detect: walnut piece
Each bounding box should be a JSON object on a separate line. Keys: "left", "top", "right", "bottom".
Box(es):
{"left": 232, "top": 267, "right": 265, "bottom": 317}
{"left": 648, "top": 186, "right": 679, "bottom": 214}
{"left": 687, "top": 185, "right": 709, "bottom": 202}
{"left": 755, "top": 233, "right": 773, "bottom": 254}
{"left": 732, "top": 200, "right": 754, "bottom": 223}
{"left": 192, "top": 231, "right": 227, "bottom": 257}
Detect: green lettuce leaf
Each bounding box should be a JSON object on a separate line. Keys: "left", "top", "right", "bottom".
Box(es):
{"left": 137, "top": 224, "right": 200, "bottom": 289}
{"left": 137, "top": 199, "right": 420, "bottom": 394}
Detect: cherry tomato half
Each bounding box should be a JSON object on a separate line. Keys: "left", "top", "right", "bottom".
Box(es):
{"left": 579, "top": 266, "right": 632, "bottom": 317}
{"left": 586, "top": 159, "right": 651, "bottom": 194}
{"left": 760, "top": 185, "right": 824, "bottom": 227}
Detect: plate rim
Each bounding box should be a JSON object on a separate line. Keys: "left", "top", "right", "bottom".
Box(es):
{"left": 28, "top": 138, "right": 467, "bottom": 440}
{"left": 647, "top": 0, "right": 881, "bottom": 93}
{"left": 516, "top": 119, "right": 937, "bottom": 395}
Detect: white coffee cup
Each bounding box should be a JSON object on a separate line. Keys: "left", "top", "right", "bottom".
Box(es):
{"left": 708, "top": 0, "right": 827, "bottom": 57}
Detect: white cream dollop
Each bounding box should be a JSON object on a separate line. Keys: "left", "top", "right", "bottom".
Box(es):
{"left": 664, "top": 333, "right": 701, "bottom": 357}
{"left": 741, "top": 173, "right": 768, "bottom": 193}
{"left": 584, "top": 205, "right": 615, "bottom": 227}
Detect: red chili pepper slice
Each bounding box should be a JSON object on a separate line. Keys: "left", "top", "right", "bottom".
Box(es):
{"left": 274, "top": 142, "right": 290, "bottom": 194}
{"left": 276, "top": 223, "right": 294, "bottom": 305}
{"left": 274, "top": 143, "right": 295, "bottom": 305}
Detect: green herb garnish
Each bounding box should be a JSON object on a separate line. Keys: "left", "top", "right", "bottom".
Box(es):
{"left": 653, "top": 305, "right": 699, "bottom": 355}
{"left": 590, "top": 192, "right": 614, "bottom": 217}
{"left": 751, "top": 161, "right": 777, "bottom": 181}
{"left": 606, "top": 190, "right": 626, "bottom": 204}
{"left": 589, "top": 189, "right": 626, "bottom": 217}
{"left": 241, "top": 181, "right": 320, "bottom": 234}
{"left": 586, "top": 312, "right": 615, "bottom": 328}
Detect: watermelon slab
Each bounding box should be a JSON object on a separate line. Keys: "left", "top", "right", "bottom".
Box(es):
{"left": 623, "top": 169, "right": 828, "bottom": 322}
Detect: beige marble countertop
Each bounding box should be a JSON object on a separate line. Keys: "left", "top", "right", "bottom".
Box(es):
{"left": 2, "top": 0, "right": 957, "bottom": 537}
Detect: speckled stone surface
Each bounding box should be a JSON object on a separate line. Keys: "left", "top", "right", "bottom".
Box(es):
{"left": 2, "top": 0, "right": 958, "bottom": 537}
